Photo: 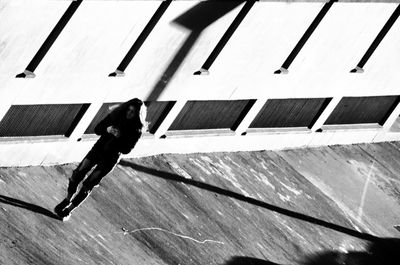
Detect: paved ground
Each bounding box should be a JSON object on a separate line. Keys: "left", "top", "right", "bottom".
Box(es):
{"left": 1, "top": 142, "right": 400, "bottom": 265}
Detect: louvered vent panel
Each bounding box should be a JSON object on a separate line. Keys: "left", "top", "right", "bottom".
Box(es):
{"left": 250, "top": 98, "right": 330, "bottom": 128}
{"left": 325, "top": 96, "right": 399, "bottom": 125}
{"left": 0, "top": 104, "right": 89, "bottom": 137}
{"left": 169, "top": 100, "right": 251, "bottom": 130}
{"left": 146, "top": 101, "right": 175, "bottom": 134}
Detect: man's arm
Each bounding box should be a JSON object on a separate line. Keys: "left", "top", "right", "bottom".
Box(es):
{"left": 119, "top": 131, "right": 142, "bottom": 154}
{"left": 94, "top": 115, "right": 113, "bottom": 136}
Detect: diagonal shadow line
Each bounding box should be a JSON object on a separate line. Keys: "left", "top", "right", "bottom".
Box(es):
{"left": 16, "top": 0, "right": 83, "bottom": 78}
{"left": 198, "top": 0, "right": 255, "bottom": 72}
{"left": 119, "top": 159, "right": 378, "bottom": 242}
{"left": 275, "top": 0, "right": 335, "bottom": 74}
{"left": 0, "top": 194, "right": 60, "bottom": 221}
{"left": 110, "top": 0, "right": 172, "bottom": 76}
{"left": 145, "top": 31, "right": 201, "bottom": 101}
{"left": 145, "top": 1, "right": 244, "bottom": 102}
{"left": 353, "top": 4, "right": 400, "bottom": 71}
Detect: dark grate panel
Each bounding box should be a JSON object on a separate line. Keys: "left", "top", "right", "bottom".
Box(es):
{"left": 0, "top": 104, "right": 89, "bottom": 137}
{"left": 325, "top": 96, "right": 399, "bottom": 125}
{"left": 84, "top": 101, "right": 175, "bottom": 134}
{"left": 250, "top": 98, "right": 329, "bottom": 128}
{"left": 146, "top": 101, "right": 175, "bottom": 134}
{"left": 169, "top": 100, "right": 251, "bottom": 130}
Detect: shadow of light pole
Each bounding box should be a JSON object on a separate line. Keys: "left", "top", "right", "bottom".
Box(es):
{"left": 119, "top": 160, "right": 378, "bottom": 242}
{"left": 145, "top": 1, "right": 244, "bottom": 102}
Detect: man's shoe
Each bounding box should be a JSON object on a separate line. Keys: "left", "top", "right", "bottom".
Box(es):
{"left": 58, "top": 207, "right": 72, "bottom": 222}
{"left": 54, "top": 198, "right": 70, "bottom": 215}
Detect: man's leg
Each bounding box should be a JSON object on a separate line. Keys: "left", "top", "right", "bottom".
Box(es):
{"left": 55, "top": 158, "right": 94, "bottom": 217}
{"left": 67, "top": 158, "right": 94, "bottom": 200}
{"left": 60, "top": 162, "right": 115, "bottom": 220}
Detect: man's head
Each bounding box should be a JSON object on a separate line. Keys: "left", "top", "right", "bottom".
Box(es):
{"left": 125, "top": 98, "right": 143, "bottom": 120}
{"left": 126, "top": 105, "right": 136, "bottom": 120}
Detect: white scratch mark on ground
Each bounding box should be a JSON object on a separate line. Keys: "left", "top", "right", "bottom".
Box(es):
{"left": 216, "top": 159, "right": 250, "bottom": 197}
{"left": 89, "top": 233, "right": 112, "bottom": 253}
{"left": 200, "top": 156, "right": 213, "bottom": 164}
{"left": 280, "top": 182, "right": 302, "bottom": 196}
{"left": 167, "top": 161, "right": 192, "bottom": 179}
{"left": 260, "top": 161, "right": 269, "bottom": 171}
{"left": 278, "top": 193, "right": 291, "bottom": 202}
{"left": 98, "top": 234, "right": 107, "bottom": 241}
{"left": 373, "top": 173, "right": 400, "bottom": 185}
{"left": 224, "top": 156, "right": 242, "bottom": 169}
{"left": 357, "top": 162, "right": 374, "bottom": 223}
{"left": 17, "top": 172, "right": 27, "bottom": 177}
{"left": 182, "top": 213, "right": 190, "bottom": 220}
{"left": 350, "top": 159, "right": 400, "bottom": 185}
{"left": 251, "top": 170, "right": 275, "bottom": 190}
{"left": 299, "top": 171, "right": 374, "bottom": 233}
{"left": 231, "top": 199, "right": 250, "bottom": 214}
{"left": 118, "top": 227, "right": 224, "bottom": 245}
{"left": 280, "top": 219, "right": 307, "bottom": 242}
{"left": 189, "top": 158, "right": 211, "bottom": 177}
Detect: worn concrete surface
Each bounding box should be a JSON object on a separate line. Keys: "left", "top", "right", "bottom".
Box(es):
{"left": 1, "top": 142, "right": 400, "bottom": 265}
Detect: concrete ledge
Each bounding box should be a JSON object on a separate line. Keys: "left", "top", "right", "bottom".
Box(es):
{"left": 165, "top": 129, "right": 235, "bottom": 138}
{"left": 0, "top": 135, "right": 68, "bottom": 144}
{"left": 245, "top": 127, "right": 311, "bottom": 135}
{"left": 321, "top": 123, "right": 383, "bottom": 132}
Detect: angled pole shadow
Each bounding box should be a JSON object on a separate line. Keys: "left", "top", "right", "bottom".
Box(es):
{"left": 109, "top": 0, "right": 172, "bottom": 77}
{"left": 16, "top": 0, "right": 83, "bottom": 78}
{"left": 146, "top": 31, "right": 201, "bottom": 101}
{"left": 0, "top": 194, "right": 60, "bottom": 221}
{"left": 350, "top": 4, "right": 400, "bottom": 73}
{"left": 145, "top": 1, "right": 244, "bottom": 102}
{"left": 195, "top": 0, "right": 255, "bottom": 75}
{"left": 274, "top": 0, "right": 336, "bottom": 74}
{"left": 119, "top": 160, "right": 378, "bottom": 242}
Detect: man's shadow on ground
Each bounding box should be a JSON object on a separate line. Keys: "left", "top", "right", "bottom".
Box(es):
{"left": 0, "top": 194, "right": 60, "bottom": 220}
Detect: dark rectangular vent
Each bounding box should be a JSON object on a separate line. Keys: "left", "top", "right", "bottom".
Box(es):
{"left": 147, "top": 101, "right": 175, "bottom": 134}
{"left": 250, "top": 98, "right": 329, "bottom": 128}
{"left": 325, "top": 96, "right": 399, "bottom": 125}
{"left": 169, "top": 100, "right": 252, "bottom": 130}
{"left": 0, "top": 104, "right": 89, "bottom": 137}
{"left": 84, "top": 101, "right": 175, "bottom": 134}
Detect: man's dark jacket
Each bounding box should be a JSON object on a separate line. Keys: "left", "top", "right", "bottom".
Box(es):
{"left": 93, "top": 114, "right": 142, "bottom": 155}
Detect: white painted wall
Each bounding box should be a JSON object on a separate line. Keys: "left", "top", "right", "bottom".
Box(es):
{"left": 1, "top": 0, "right": 400, "bottom": 166}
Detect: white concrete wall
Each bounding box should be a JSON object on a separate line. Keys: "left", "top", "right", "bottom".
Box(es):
{"left": 1, "top": 0, "right": 400, "bottom": 166}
